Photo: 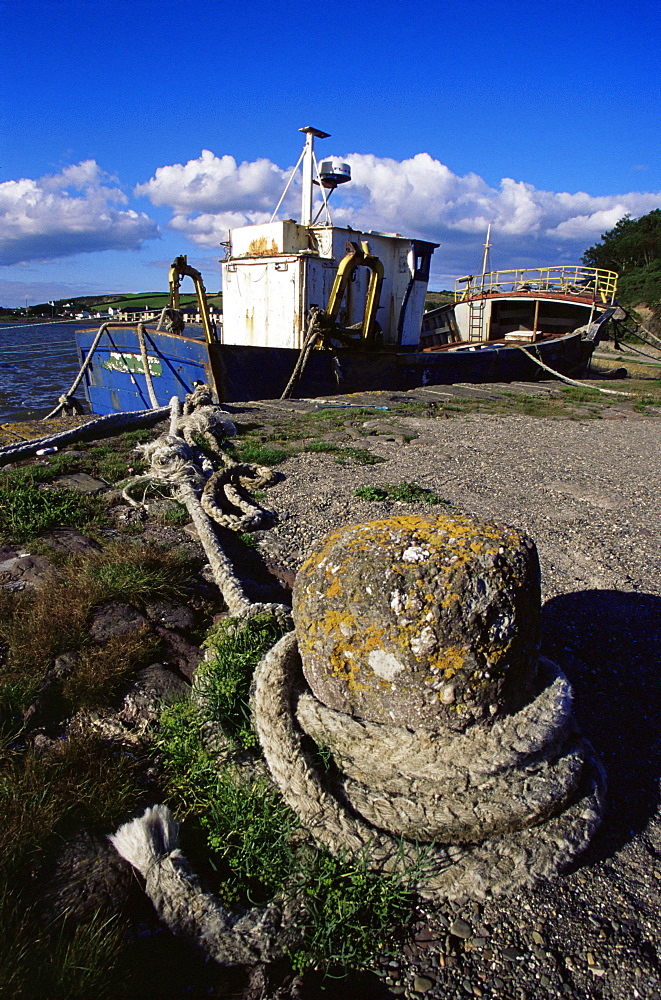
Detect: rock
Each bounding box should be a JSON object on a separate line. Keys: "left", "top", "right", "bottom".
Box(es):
{"left": 413, "top": 975, "right": 434, "bottom": 993}
{"left": 52, "top": 472, "right": 110, "bottom": 494}
{"left": 39, "top": 528, "right": 103, "bottom": 555}
{"left": 38, "top": 830, "right": 153, "bottom": 926}
{"left": 119, "top": 663, "right": 188, "bottom": 729}
{"left": 144, "top": 599, "right": 196, "bottom": 631}
{"left": 109, "top": 504, "right": 146, "bottom": 528}
{"left": 0, "top": 552, "right": 54, "bottom": 590}
{"left": 23, "top": 652, "right": 79, "bottom": 732}
{"left": 154, "top": 626, "right": 202, "bottom": 680}
{"left": 90, "top": 602, "right": 149, "bottom": 641}
{"left": 292, "top": 513, "right": 541, "bottom": 730}
{"left": 450, "top": 918, "right": 473, "bottom": 940}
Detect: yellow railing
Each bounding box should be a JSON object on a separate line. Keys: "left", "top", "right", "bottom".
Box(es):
{"left": 455, "top": 266, "right": 618, "bottom": 305}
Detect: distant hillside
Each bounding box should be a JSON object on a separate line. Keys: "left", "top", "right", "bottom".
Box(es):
{"left": 1, "top": 291, "right": 223, "bottom": 318}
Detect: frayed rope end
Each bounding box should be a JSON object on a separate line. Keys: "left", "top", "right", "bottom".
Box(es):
{"left": 109, "top": 804, "right": 179, "bottom": 875}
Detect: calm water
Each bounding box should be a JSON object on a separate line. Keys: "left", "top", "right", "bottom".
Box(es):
{"left": 0, "top": 321, "right": 85, "bottom": 423}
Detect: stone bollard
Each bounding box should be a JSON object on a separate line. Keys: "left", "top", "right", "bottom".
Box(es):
{"left": 293, "top": 512, "right": 542, "bottom": 731}
{"left": 252, "top": 511, "right": 607, "bottom": 895}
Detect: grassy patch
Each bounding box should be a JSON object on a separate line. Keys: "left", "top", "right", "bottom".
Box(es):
{"left": 155, "top": 609, "right": 417, "bottom": 972}
{"left": 0, "top": 541, "right": 199, "bottom": 722}
{"left": 156, "top": 696, "right": 417, "bottom": 972}
{"left": 0, "top": 471, "right": 105, "bottom": 543}
{"left": 355, "top": 481, "right": 451, "bottom": 505}
{"left": 198, "top": 612, "right": 290, "bottom": 749}
{"left": 0, "top": 894, "right": 126, "bottom": 1000}
{"left": 61, "top": 627, "right": 162, "bottom": 710}
{"left": 339, "top": 447, "right": 385, "bottom": 465}
{"left": 0, "top": 731, "right": 146, "bottom": 999}
{"left": 231, "top": 439, "right": 290, "bottom": 466}
{"left": 0, "top": 732, "right": 146, "bottom": 880}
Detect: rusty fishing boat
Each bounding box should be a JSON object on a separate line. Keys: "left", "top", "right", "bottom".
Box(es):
{"left": 75, "top": 129, "right": 619, "bottom": 414}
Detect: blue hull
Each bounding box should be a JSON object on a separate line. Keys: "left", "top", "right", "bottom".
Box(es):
{"left": 76, "top": 327, "right": 219, "bottom": 415}
{"left": 76, "top": 325, "right": 593, "bottom": 413}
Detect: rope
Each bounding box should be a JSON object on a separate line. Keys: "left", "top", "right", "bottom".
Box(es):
{"left": 137, "top": 323, "right": 160, "bottom": 409}
{"left": 280, "top": 308, "right": 323, "bottom": 399}
{"left": 0, "top": 406, "right": 170, "bottom": 465}
{"left": 42, "top": 321, "right": 111, "bottom": 419}
{"left": 252, "top": 634, "right": 606, "bottom": 901}
{"left": 119, "top": 391, "right": 291, "bottom": 627}
{"left": 516, "top": 345, "right": 634, "bottom": 396}
{"left": 109, "top": 805, "right": 303, "bottom": 964}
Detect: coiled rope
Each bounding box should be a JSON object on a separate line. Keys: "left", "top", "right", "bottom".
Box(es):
{"left": 110, "top": 388, "right": 606, "bottom": 965}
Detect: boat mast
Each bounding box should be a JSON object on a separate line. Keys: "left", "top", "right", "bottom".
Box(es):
{"left": 300, "top": 126, "right": 330, "bottom": 225}
{"left": 480, "top": 224, "right": 492, "bottom": 288}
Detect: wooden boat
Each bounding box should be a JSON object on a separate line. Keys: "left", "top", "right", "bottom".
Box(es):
{"left": 75, "top": 130, "right": 618, "bottom": 414}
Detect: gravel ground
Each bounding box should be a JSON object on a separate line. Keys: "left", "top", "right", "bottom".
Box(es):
{"left": 249, "top": 407, "right": 661, "bottom": 1000}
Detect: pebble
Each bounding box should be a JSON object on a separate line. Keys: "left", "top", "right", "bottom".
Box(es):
{"left": 413, "top": 975, "right": 434, "bottom": 993}
{"left": 502, "top": 945, "right": 525, "bottom": 960}
{"left": 450, "top": 919, "right": 473, "bottom": 940}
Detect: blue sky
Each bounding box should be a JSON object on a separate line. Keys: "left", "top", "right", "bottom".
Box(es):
{"left": 1, "top": 0, "right": 660, "bottom": 306}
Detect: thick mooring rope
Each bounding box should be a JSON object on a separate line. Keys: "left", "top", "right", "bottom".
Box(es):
{"left": 516, "top": 345, "right": 633, "bottom": 396}
{"left": 109, "top": 805, "right": 303, "bottom": 965}
{"left": 252, "top": 634, "right": 606, "bottom": 901}
{"left": 110, "top": 389, "right": 605, "bottom": 965}
{"left": 0, "top": 406, "right": 170, "bottom": 466}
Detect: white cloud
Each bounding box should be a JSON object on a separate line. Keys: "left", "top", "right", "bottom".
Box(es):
{"left": 0, "top": 161, "right": 159, "bottom": 266}
{"left": 136, "top": 148, "right": 661, "bottom": 283}
{"left": 135, "top": 150, "right": 288, "bottom": 214}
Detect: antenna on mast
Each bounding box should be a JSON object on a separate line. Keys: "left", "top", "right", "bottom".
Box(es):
{"left": 299, "top": 127, "right": 330, "bottom": 226}
{"left": 270, "top": 128, "right": 351, "bottom": 226}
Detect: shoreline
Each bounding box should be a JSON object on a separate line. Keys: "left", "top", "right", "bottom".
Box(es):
{"left": 1, "top": 385, "right": 660, "bottom": 998}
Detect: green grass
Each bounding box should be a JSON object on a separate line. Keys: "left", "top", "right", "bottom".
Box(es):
{"left": 198, "top": 612, "right": 290, "bottom": 748}
{"left": 154, "top": 608, "right": 418, "bottom": 972}
{"left": 231, "top": 440, "right": 290, "bottom": 466}
{"left": 0, "top": 472, "right": 105, "bottom": 542}
{"left": 355, "top": 481, "right": 452, "bottom": 505}
{"left": 156, "top": 696, "right": 417, "bottom": 972}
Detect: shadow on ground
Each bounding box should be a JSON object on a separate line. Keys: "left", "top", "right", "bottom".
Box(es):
{"left": 542, "top": 589, "right": 661, "bottom": 860}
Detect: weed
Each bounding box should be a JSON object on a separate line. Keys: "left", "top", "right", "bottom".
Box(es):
{"left": 198, "top": 613, "right": 290, "bottom": 747}
{"left": 85, "top": 549, "right": 190, "bottom": 602}
{"left": 237, "top": 532, "right": 258, "bottom": 548}
{"left": 304, "top": 441, "right": 342, "bottom": 454}
{"left": 154, "top": 701, "right": 219, "bottom": 815}
{"left": 0, "top": 472, "right": 105, "bottom": 543}
{"left": 160, "top": 501, "right": 190, "bottom": 526}
{"left": 290, "top": 849, "right": 416, "bottom": 972}
{"left": 201, "top": 773, "right": 300, "bottom": 905}
{"left": 560, "top": 386, "right": 601, "bottom": 403}
{"left": 61, "top": 627, "right": 162, "bottom": 710}
{"left": 337, "top": 448, "right": 385, "bottom": 466}
{"left": 0, "top": 541, "right": 199, "bottom": 718}
{"left": 355, "top": 481, "right": 451, "bottom": 505}
{"left": 354, "top": 485, "right": 389, "bottom": 502}
{"left": 0, "top": 732, "right": 146, "bottom": 880}
{"left": 156, "top": 698, "right": 418, "bottom": 972}
{"left": 0, "top": 891, "right": 126, "bottom": 1000}
{"left": 231, "top": 440, "right": 289, "bottom": 466}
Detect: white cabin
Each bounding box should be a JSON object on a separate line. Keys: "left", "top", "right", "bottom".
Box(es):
{"left": 220, "top": 128, "right": 437, "bottom": 352}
